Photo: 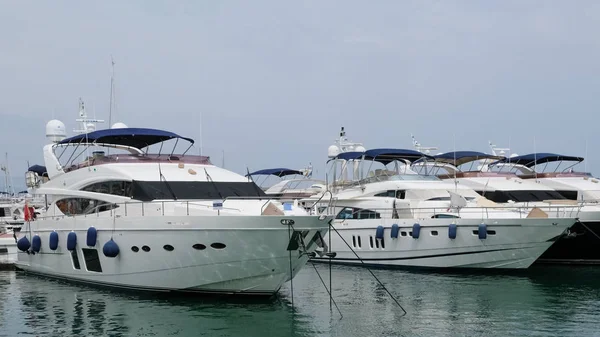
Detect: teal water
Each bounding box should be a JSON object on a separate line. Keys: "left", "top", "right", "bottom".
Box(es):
{"left": 1, "top": 265, "right": 599, "bottom": 336}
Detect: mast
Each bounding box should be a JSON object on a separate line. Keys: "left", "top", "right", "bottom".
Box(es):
{"left": 1, "top": 153, "right": 14, "bottom": 197}
{"left": 108, "top": 56, "right": 115, "bottom": 127}
{"left": 74, "top": 98, "right": 104, "bottom": 134}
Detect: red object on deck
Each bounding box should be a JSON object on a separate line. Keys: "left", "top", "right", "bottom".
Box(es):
{"left": 24, "top": 204, "right": 33, "bottom": 221}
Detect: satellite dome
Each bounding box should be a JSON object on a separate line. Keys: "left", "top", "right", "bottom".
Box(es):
{"left": 86, "top": 123, "right": 96, "bottom": 132}
{"left": 111, "top": 122, "right": 128, "bottom": 129}
{"left": 328, "top": 145, "right": 340, "bottom": 158}
{"left": 510, "top": 153, "right": 519, "bottom": 158}
{"left": 46, "top": 120, "right": 66, "bottom": 143}
{"left": 354, "top": 145, "right": 366, "bottom": 153}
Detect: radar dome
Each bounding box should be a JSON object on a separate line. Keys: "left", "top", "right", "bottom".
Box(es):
{"left": 111, "top": 122, "right": 128, "bottom": 129}
{"left": 46, "top": 120, "right": 66, "bottom": 143}
{"left": 328, "top": 145, "right": 340, "bottom": 158}
{"left": 354, "top": 145, "right": 366, "bottom": 153}
{"left": 86, "top": 123, "right": 96, "bottom": 132}
{"left": 510, "top": 153, "right": 519, "bottom": 158}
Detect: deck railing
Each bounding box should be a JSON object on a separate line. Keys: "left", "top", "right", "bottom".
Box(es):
{"left": 319, "top": 204, "right": 582, "bottom": 220}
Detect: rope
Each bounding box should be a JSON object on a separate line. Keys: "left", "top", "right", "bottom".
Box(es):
{"left": 310, "top": 262, "right": 343, "bottom": 319}
{"left": 328, "top": 224, "right": 407, "bottom": 316}
{"left": 287, "top": 224, "right": 294, "bottom": 309}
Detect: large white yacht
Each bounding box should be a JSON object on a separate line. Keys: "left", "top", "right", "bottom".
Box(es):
{"left": 303, "top": 131, "right": 579, "bottom": 269}
{"left": 487, "top": 151, "right": 600, "bottom": 263}
{"left": 14, "top": 108, "right": 330, "bottom": 295}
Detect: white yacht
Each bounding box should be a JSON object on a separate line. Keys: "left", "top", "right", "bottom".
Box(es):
{"left": 246, "top": 167, "right": 326, "bottom": 201}
{"left": 417, "top": 151, "right": 569, "bottom": 204}
{"left": 304, "top": 136, "right": 578, "bottom": 269}
{"left": 487, "top": 152, "right": 600, "bottom": 263}
{"left": 14, "top": 109, "right": 330, "bottom": 295}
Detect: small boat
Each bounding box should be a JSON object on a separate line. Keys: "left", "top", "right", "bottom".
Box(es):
{"left": 246, "top": 167, "right": 326, "bottom": 201}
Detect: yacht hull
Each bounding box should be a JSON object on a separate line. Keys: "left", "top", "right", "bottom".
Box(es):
{"left": 15, "top": 215, "right": 329, "bottom": 295}
{"left": 536, "top": 220, "right": 600, "bottom": 265}
{"left": 312, "top": 217, "right": 573, "bottom": 269}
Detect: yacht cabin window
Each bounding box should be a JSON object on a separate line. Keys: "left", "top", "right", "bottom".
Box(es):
{"left": 476, "top": 190, "right": 566, "bottom": 203}
{"left": 374, "top": 190, "right": 406, "bottom": 199}
{"left": 336, "top": 207, "right": 381, "bottom": 220}
{"left": 82, "top": 181, "right": 133, "bottom": 197}
{"left": 55, "top": 198, "right": 119, "bottom": 216}
{"left": 80, "top": 180, "right": 266, "bottom": 201}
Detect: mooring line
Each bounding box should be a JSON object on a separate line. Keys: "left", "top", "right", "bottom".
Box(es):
{"left": 328, "top": 224, "right": 407, "bottom": 316}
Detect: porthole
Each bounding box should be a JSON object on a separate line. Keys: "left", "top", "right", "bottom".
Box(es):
{"left": 163, "top": 244, "right": 174, "bottom": 251}
{"left": 192, "top": 244, "right": 206, "bottom": 250}
{"left": 131, "top": 246, "right": 139, "bottom": 252}
{"left": 488, "top": 230, "right": 496, "bottom": 235}
{"left": 401, "top": 231, "right": 407, "bottom": 237}
{"left": 210, "top": 243, "right": 226, "bottom": 249}
{"left": 431, "top": 231, "right": 439, "bottom": 236}
{"left": 142, "top": 245, "right": 151, "bottom": 252}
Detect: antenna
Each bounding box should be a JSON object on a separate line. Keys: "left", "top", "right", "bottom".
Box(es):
{"left": 108, "top": 56, "right": 115, "bottom": 127}
{"left": 411, "top": 134, "right": 438, "bottom": 154}
{"left": 74, "top": 98, "right": 104, "bottom": 134}
{"left": 534, "top": 137, "right": 538, "bottom": 181}
{"left": 1, "top": 153, "right": 14, "bottom": 196}
{"left": 585, "top": 138, "right": 588, "bottom": 173}
{"left": 453, "top": 134, "right": 457, "bottom": 193}
{"left": 489, "top": 141, "right": 510, "bottom": 157}
{"left": 199, "top": 111, "right": 203, "bottom": 156}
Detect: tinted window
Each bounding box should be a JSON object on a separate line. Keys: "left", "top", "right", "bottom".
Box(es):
{"left": 130, "top": 181, "right": 265, "bottom": 201}
{"left": 56, "top": 198, "right": 119, "bottom": 216}
{"left": 82, "top": 248, "right": 102, "bottom": 272}
{"left": 336, "top": 208, "right": 354, "bottom": 219}
{"left": 357, "top": 209, "right": 381, "bottom": 219}
{"left": 374, "top": 190, "right": 406, "bottom": 199}
{"left": 335, "top": 207, "right": 381, "bottom": 220}
{"left": 431, "top": 214, "right": 460, "bottom": 218}
{"left": 375, "top": 190, "right": 396, "bottom": 197}
{"left": 557, "top": 190, "right": 578, "bottom": 200}
{"left": 82, "top": 181, "right": 132, "bottom": 197}
{"left": 477, "top": 190, "right": 566, "bottom": 203}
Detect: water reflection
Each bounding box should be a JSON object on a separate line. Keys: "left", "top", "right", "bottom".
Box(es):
{"left": 0, "top": 266, "right": 599, "bottom": 337}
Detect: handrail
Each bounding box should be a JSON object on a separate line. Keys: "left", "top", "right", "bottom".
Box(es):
{"left": 325, "top": 204, "right": 581, "bottom": 220}
{"left": 31, "top": 199, "right": 268, "bottom": 221}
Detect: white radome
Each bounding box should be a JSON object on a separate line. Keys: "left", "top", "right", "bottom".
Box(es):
{"left": 328, "top": 145, "right": 340, "bottom": 158}
{"left": 111, "top": 122, "right": 128, "bottom": 129}
{"left": 354, "top": 145, "right": 366, "bottom": 153}
{"left": 45, "top": 120, "right": 67, "bottom": 142}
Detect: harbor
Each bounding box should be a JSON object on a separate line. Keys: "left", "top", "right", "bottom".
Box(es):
{"left": 3, "top": 2, "right": 600, "bottom": 336}
{"left": 2, "top": 265, "right": 600, "bottom": 337}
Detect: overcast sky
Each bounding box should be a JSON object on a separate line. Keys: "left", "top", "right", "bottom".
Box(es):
{"left": 1, "top": 1, "right": 599, "bottom": 190}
